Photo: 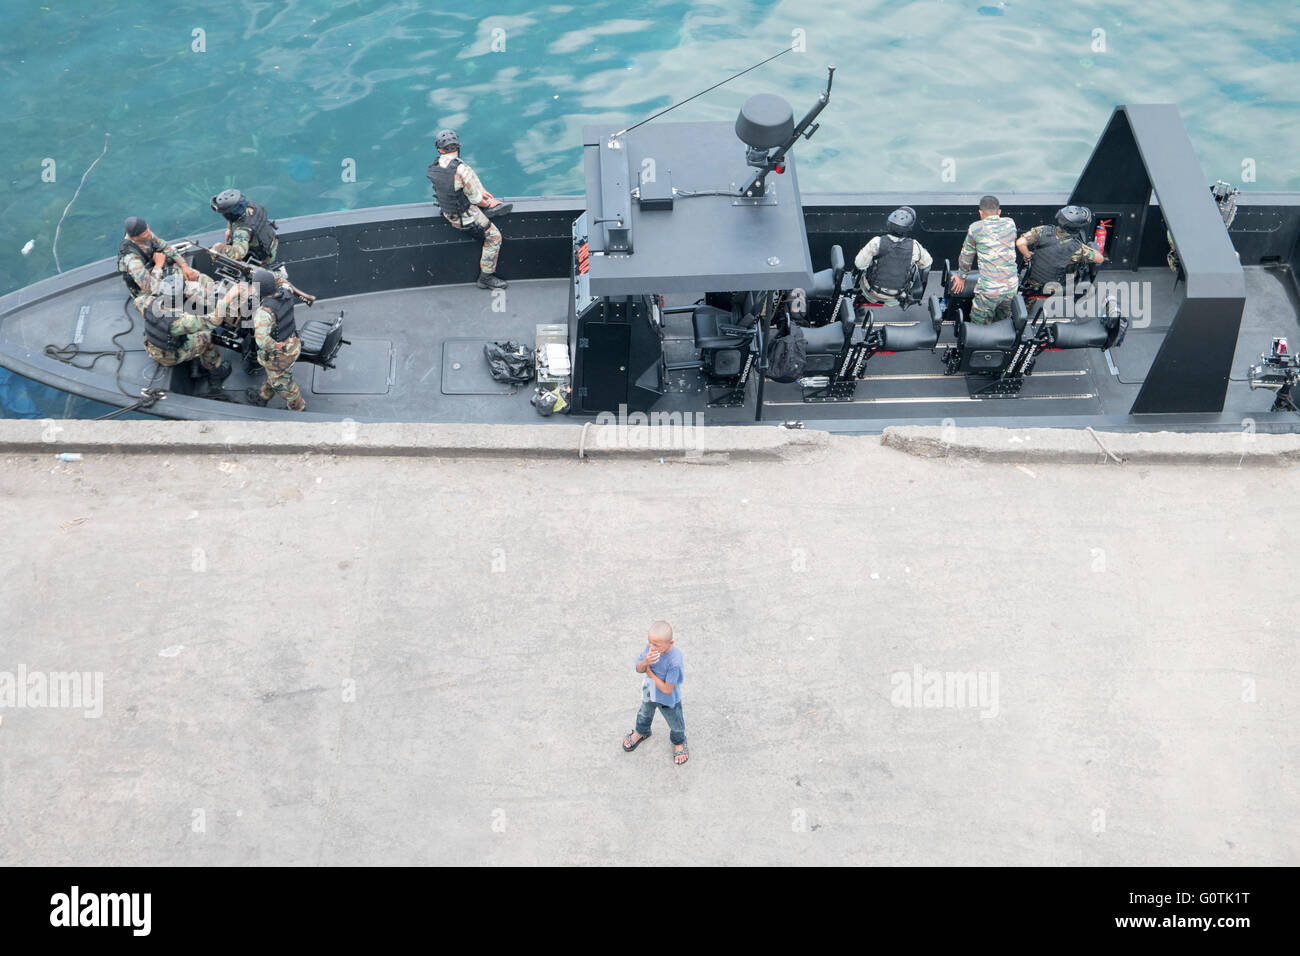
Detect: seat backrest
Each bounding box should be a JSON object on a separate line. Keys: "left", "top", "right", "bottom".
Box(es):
{"left": 836, "top": 295, "right": 854, "bottom": 333}
{"left": 734, "top": 299, "right": 758, "bottom": 329}
{"left": 1011, "top": 295, "right": 1029, "bottom": 334}
{"left": 941, "top": 258, "right": 980, "bottom": 299}
{"left": 829, "top": 244, "right": 845, "bottom": 275}
{"left": 926, "top": 294, "right": 945, "bottom": 332}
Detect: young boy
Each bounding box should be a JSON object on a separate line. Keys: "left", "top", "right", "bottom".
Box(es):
{"left": 622, "top": 620, "right": 688, "bottom": 765}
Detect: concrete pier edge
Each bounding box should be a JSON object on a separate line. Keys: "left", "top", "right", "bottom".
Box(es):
{"left": 881, "top": 425, "right": 1300, "bottom": 465}
{"left": 0, "top": 420, "right": 828, "bottom": 462}
{"left": 0, "top": 420, "right": 1297, "bottom": 464}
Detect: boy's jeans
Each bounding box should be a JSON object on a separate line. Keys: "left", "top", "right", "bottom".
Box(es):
{"left": 636, "top": 700, "right": 686, "bottom": 745}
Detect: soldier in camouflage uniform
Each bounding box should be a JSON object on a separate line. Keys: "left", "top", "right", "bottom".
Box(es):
{"left": 209, "top": 189, "right": 279, "bottom": 265}
{"left": 117, "top": 216, "right": 201, "bottom": 311}
{"left": 427, "top": 128, "right": 510, "bottom": 290}
{"left": 246, "top": 268, "right": 306, "bottom": 411}
{"left": 1016, "top": 206, "right": 1105, "bottom": 296}
{"left": 135, "top": 274, "right": 232, "bottom": 389}
{"left": 951, "top": 196, "right": 1020, "bottom": 324}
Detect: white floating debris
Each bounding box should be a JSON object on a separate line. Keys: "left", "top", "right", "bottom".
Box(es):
{"left": 870, "top": 572, "right": 880, "bottom": 580}
{"left": 1015, "top": 465, "right": 1037, "bottom": 479}
{"left": 159, "top": 645, "right": 185, "bottom": 658}
{"left": 21, "top": 239, "right": 35, "bottom": 256}
{"left": 185, "top": 510, "right": 198, "bottom": 520}
{"left": 56, "top": 453, "right": 82, "bottom": 462}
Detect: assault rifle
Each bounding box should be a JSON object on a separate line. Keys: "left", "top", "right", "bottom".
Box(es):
{"left": 206, "top": 248, "right": 317, "bottom": 306}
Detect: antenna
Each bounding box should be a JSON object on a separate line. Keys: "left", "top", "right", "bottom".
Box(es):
{"left": 607, "top": 46, "right": 794, "bottom": 147}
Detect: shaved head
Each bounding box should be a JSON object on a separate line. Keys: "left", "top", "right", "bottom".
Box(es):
{"left": 648, "top": 620, "right": 673, "bottom": 649}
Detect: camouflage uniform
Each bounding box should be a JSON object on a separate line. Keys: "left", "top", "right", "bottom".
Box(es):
{"left": 854, "top": 234, "right": 934, "bottom": 305}
{"left": 436, "top": 153, "right": 501, "bottom": 273}
{"left": 252, "top": 304, "right": 305, "bottom": 411}
{"left": 118, "top": 238, "right": 184, "bottom": 301}
{"left": 134, "top": 277, "right": 225, "bottom": 370}
{"left": 957, "top": 215, "right": 1019, "bottom": 324}
{"left": 211, "top": 225, "right": 278, "bottom": 266}
{"left": 1019, "top": 225, "right": 1104, "bottom": 290}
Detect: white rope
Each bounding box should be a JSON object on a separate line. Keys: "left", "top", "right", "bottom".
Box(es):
{"left": 1086, "top": 426, "right": 1124, "bottom": 464}
{"left": 52, "top": 133, "right": 110, "bottom": 273}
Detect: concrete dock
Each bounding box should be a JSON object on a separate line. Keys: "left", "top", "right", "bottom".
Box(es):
{"left": 0, "top": 421, "right": 1296, "bottom": 865}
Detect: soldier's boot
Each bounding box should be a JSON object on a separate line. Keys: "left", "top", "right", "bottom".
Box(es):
{"left": 259, "top": 383, "right": 275, "bottom": 403}
{"left": 244, "top": 389, "right": 269, "bottom": 407}
{"left": 286, "top": 396, "right": 307, "bottom": 412}
{"left": 476, "top": 271, "right": 508, "bottom": 290}
{"left": 205, "top": 360, "right": 233, "bottom": 391}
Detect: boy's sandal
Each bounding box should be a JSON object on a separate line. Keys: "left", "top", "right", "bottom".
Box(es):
{"left": 673, "top": 742, "right": 689, "bottom": 765}
{"left": 623, "top": 731, "right": 650, "bottom": 752}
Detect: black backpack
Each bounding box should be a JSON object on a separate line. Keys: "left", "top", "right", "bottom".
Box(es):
{"left": 765, "top": 321, "right": 807, "bottom": 383}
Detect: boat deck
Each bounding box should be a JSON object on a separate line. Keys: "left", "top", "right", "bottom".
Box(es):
{"left": 5, "top": 265, "right": 1298, "bottom": 430}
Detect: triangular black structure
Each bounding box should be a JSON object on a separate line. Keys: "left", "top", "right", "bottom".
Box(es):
{"left": 1070, "top": 105, "right": 1245, "bottom": 415}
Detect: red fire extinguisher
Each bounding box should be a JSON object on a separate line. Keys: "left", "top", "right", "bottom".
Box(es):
{"left": 1094, "top": 218, "right": 1113, "bottom": 252}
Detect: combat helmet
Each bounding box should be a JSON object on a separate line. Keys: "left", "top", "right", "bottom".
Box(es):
{"left": 250, "top": 267, "right": 279, "bottom": 300}
{"left": 1055, "top": 205, "right": 1092, "bottom": 233}
{"left": 211, "top": 189, "right": 247, "bottom": 220}
{"left": 886, "top": 206, "right": 917, "bottom": 237}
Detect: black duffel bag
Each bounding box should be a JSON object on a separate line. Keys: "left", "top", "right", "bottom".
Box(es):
{"left": 484, "top": 341, "right": 535, "bottom": 384}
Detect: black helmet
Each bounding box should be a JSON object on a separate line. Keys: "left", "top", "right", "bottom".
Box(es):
{"left": 1055, "top": 205, "right": 1091, "bottom": 232}
{"left": 886, "top": 206, "right": 917, "bottom": 237}
{"left": 435, "top": 128, "right": 460, "bottom": 152}
{"left": 251, "top": 267, "right": 278, "bottom": 300}
{"left": 211, "top": 189, "right": 247, "bottom": 219}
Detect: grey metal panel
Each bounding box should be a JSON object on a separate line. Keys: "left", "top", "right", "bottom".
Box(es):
{"left": 581, "top": 122, "right": 814, "bottom": 294}
{"left": 1069, "top": 105, "right": 1247, "bottom": 414}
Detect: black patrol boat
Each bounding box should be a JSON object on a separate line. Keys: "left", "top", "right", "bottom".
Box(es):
{"left": 1, "top": 70, "right": 1298, "bottom": 432}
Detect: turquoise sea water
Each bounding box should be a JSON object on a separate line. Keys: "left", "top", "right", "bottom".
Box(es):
{"left": 1, "top": 0, "right": 1297, "bottom": 417}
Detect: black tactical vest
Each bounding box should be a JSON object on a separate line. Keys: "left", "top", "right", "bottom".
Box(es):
{"left": 427, "top": 157, "right": 471, "bottom": 216}
{"left": 1026, "top": 228, "right": 1083, "bottom": 287}
{"left": 118, "top": 236, "right": 165, "bottom": 296}
{"left": 143, "top": 299, "right": 183, "bottom": 351}
{"left": 262, "top": 290, "right": 297, "bottom": 342}
{"left": 868, "top": 235, "right": 915, "bottom": 293}
{"left": 233, "top": 201, "right": 278, "bottom": 263}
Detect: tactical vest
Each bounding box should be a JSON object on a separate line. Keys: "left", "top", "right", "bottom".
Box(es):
{"left": 1026, "top": 228, "right": 1082, "bottom": 288}
{"left": 427, "top": 157, "right": 470, "bottom": 216}
{"left": 232, "top": 201, "right": 277, "bottom": 263}
{"left": 867, "top": 235, "right": 915, "bottom": 293}
{"left": 118, "top": 236, "right": 165, "bottom": 296}
{"left": 262, "top": 291, "right": 297, "bottom": 342}
{"left": 143, "top": 299, "right": 183, "bottom": 351}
